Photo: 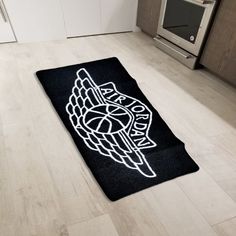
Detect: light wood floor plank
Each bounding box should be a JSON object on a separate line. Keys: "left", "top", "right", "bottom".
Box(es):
{"left": 176, "top": 169, "right": 236, "bottom": 225}
{"left": 1, "top": 123, "right": 68, "bottom": 236}
{"left": 0, "top": 32, "right": 236, "bottom": 235}
{"left": 213, "top": 217, "right": 236, "bottom": 236}
{"left": 147, "top": 182, "right": 217, "bottom": 236}
{"left": 68, "top": 214, "right": 119, "bottom": 236}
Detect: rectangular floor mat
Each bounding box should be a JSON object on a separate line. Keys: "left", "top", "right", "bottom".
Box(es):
{"left": 36, "top": 57, "right": 199, "bottom": 201}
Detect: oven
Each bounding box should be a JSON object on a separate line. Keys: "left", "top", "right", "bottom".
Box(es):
{"left": 154, "top": 0, "right": 217, "bottom": 68}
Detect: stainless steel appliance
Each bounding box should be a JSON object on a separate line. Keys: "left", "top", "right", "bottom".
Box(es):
{"left": 154, "top": 0, "right": 217, "bottom": 69}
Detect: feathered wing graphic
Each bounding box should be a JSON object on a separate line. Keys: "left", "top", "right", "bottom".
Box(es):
{"left": 66, "top": 68, "right": 157, "bottom": 178}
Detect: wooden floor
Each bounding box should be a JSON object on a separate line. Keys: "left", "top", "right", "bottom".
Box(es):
{"left": 1, "top": 32, "right": 236, "bottom": 236}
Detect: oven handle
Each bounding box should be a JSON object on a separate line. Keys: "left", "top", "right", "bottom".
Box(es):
{"left": 154, "top": 37, "right": 192, "bottom": 59}
{"left": 193, "top": 0, "right": 215, "bottom": 4}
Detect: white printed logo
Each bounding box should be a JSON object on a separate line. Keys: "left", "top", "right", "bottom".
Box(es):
{"left": 66, "top": 69, "right": 157, "bottom": 178}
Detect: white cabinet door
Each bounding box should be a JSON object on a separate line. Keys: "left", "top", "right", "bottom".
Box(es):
{"left": 4, "top": 0, "right": 66, "bottom": 42}
{"left": 0, "top": 0, "right": 15, "bottom": 43}
{"left": 61, "top": 0, "right": 138, "bottom": 37}
{"left": 101, "top": 0, "right": 138, "bottom": 33}
{"left": 61, "top": 0, "right": 101, "bottom": 37}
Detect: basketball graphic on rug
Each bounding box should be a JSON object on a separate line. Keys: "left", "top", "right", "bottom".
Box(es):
{"left": 84, "top": 104, "right": 131, "bottom": 134}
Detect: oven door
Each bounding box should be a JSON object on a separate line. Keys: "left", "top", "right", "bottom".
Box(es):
{"left": 157, "top": 0, "right": 216, "bottom": 56}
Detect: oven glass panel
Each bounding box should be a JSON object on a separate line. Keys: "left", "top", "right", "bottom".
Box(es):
{"left": 163, "top": 0, "right": 205, "bottom": 44}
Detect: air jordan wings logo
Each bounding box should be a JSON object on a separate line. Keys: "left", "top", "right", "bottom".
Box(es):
{"left": 66, "top": 69, "right": 157, "bottom": 178}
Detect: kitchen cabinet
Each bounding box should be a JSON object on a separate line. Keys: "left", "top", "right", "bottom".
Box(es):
{"left": 0, "top": 0, "right": 15, "bottom": 43}
{"left": 4, "top": 0, "right": 66, "bottom": 42}
{"left": 2, "top": 0, "right": 138, "bottom": 42}
{"left": 136, "top": 0, "right": 162, "bottom": 37}
{"left": 61, "top": 0, "right": 101, "bottom": 37}
{"left": 101, "top": 0, "right": 138, "bottom": 34}
{"left": 61, "top": 0, "right": 138, "bottom": 37}
{"left": 200, "top": 0, "right": 236, "bottom": 86}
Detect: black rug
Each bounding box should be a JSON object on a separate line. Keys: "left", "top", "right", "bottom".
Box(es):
{"left": 36, "top": 57, "right": 199, "bottom": 201}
